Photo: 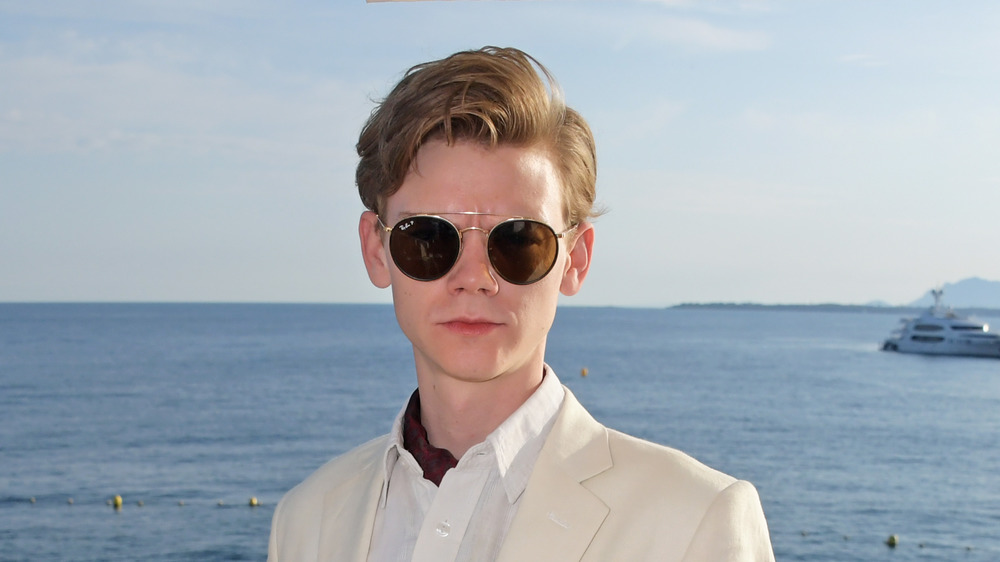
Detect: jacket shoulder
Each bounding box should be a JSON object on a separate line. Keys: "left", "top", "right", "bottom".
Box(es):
{"left": 281, "top": 434, "right": 388, "bottom": 506}
{"left": 584, "top": 430, "right": 772, "bottom": 560}
{"left": 604, "top": 429, "right": 737, "bottom": 493}
{"left": 268, "top": 435, "right": 388, "bottom": 561}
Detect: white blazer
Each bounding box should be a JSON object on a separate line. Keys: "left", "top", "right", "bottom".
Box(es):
{"left": 268, "top": 387, "right": 774, "bottom": 561}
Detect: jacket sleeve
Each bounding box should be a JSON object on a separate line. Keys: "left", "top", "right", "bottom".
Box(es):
{"left": 681, "top": 480, "right": 775, "bottom": 562}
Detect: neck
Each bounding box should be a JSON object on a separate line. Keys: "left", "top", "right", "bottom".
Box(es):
{"left": 414, "top": 360, "right": 545, "bottom": 459}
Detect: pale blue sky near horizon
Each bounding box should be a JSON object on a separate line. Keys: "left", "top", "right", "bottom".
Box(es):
{"left": 2, "top": 1, "right": 998, "bottom": 307}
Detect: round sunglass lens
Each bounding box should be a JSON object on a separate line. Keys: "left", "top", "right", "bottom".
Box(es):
{"left": 389, "top": 217, "right": 460, "bottom": 281}
{"left": 488, "top": 220, "right": 558, "bottom": 285}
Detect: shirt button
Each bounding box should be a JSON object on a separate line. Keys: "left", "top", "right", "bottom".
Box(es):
{"left": 435, "top": 521, "right": 451, "bottom": 538}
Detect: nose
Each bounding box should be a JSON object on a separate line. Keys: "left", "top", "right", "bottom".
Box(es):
{"left": 445, "top": 227, "right": 499, "bottom": 295}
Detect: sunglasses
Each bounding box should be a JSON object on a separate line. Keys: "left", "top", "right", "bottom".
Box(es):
{"left": 377, "top": 212, "right": 577, "bottom": 285}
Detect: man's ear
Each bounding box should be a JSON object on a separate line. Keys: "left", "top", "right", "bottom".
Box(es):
{"left": 559, "top": 222, "right": 594, "bottom": 296}
{"left": 359, "top": 211, "right": 392, "bottom": 289}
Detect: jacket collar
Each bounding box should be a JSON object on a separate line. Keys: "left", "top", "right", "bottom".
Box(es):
{"left": 497, "top": 387, "right": 613, "bottom": 562}
{"left": 317, "top": 447, "right": 385, "bottom": 562}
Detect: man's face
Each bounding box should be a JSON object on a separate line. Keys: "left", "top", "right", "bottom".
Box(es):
{"left": 370, "top": 139, "right": 588, "bottom": 387}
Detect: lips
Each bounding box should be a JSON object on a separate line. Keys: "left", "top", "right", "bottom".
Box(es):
{"left": 440, "top": 318, "right": 502, "bottom": 336}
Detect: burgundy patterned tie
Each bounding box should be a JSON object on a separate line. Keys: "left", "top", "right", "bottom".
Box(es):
{"left": 402, "top": 390, "right": 459, "bottom": 486}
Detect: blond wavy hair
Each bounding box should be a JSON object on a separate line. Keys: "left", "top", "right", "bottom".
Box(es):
{"left": 356, "top": 46, "right": 599, "bottom": 225}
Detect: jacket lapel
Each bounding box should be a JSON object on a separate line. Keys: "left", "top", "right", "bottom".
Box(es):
{"left": 497, "top": 388, "right": 613, "bottom": 562}
{"left": 315, "top": 448, "right": 385, "bottom": 562}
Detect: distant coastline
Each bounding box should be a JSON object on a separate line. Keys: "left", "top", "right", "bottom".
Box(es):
{"left": 671, "top": 302, "right": 1000, "bottom": 317}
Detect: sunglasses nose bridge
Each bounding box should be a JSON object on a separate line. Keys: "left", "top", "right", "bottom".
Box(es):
{"left": 454, "top": 225, "right": 494, "bottom": 261}
{"left": 450, "top": 225, "right": 500, "bottom": 286}
{"left": 455, "top": 225, "right": 492, "bottom": 250}
{"left": 456, "top": 225, "right": 490, "bottom": 237}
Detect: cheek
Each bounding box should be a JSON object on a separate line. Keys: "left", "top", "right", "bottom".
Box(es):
{"left": 511, "top": 283, "right": 560, "bottom": 329}
{"left": 390, "top": 281, "right": 423, "bottom": 327}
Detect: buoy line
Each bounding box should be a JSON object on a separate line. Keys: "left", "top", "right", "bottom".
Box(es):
{"left": 15, "top": 495, "right": 271, "bottom": 510}
{"left": 796, "top": 530, "right": 977, "bottom": 553}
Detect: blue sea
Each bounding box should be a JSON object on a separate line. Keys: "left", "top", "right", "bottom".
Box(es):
{"left": 2, "top": 303, "right": 998, "bottom": 561}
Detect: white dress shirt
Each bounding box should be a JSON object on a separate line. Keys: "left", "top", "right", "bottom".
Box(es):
{"left": 367, "top": 367, "right": 566, "bottom": 562}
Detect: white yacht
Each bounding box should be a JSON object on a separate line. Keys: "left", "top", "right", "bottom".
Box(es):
{"left": 882, "top": 289, "right": 1000, "bottom": 358}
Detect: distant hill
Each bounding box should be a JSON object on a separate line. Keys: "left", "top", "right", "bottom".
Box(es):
{"left": 908, "top": 277, "right": 1000, "bottom": 308}
{"left": 672, "top": 277, "right": 1000, "bottom": 314}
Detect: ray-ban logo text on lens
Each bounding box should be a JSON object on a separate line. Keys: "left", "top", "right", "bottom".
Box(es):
{"left": 399, "top": 220, "right": 415, "bottom": 231}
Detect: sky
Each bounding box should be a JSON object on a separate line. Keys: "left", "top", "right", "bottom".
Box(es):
{"left": 2, "top": 0, "right": 998, "bottom": 307}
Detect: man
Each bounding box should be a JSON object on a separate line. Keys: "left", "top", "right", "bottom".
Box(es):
{"left": 268, "top": 46, "right": 774, "bottom": 561}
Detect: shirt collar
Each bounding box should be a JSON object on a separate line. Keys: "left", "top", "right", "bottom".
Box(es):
{"left": 484, "top": 366, "right": 564, "bottom": 502}
{"left": 380, "top": 365, "right": 565, "bottom": 505}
